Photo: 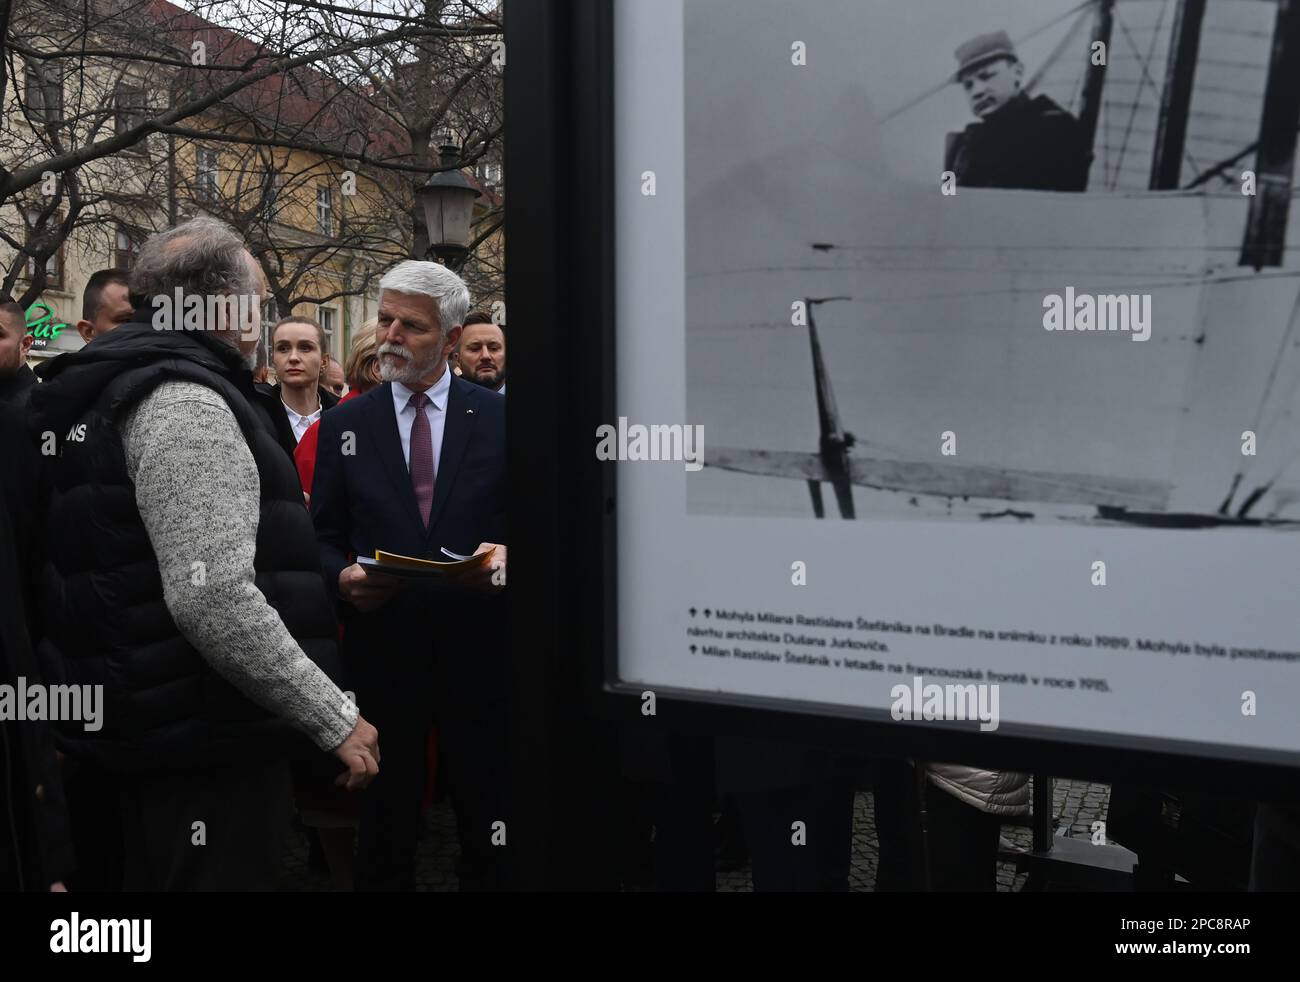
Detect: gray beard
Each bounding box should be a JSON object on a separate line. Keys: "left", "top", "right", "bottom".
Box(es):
{"left": 380, "top": 355, "right": 441, "bottom": 385}
{"left": 379, "top": 359, "right": 416, "bottom": 384}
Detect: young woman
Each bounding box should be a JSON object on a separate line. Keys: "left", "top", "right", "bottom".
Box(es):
{"left": 294, "top": 320, "right": 380, "bottom": 495}
{"left": 269, "top": 315, "right": 338, "bottom": 452}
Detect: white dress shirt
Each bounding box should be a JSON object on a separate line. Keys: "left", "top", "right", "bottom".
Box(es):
{"left": 391, "top": 368, "right": 451, "bottom": 482}
{"left": 281, "top": 393, "right": 322, "bottom": 444}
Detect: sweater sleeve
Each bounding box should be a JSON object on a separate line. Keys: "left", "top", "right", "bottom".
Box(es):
{"left": 119, "top": 381, "right": 356, "bottom": 752}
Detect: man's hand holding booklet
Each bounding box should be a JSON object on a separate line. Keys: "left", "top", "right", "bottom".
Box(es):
{"left": 357, "top": 543, "right": 506, "bottom": 592}
{"left": 357, "top": 547, "right": 490, "bottom": 579}
{"left": 340, "top": 543, "right": 506, "bottom": 610}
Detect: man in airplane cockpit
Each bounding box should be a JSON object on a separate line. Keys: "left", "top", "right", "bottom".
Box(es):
{"left": 944, "top": 31, "right": 1093, "bottom": 193}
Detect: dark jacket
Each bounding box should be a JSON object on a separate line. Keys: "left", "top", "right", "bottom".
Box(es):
{"left": 311, "top": 377, "right": 506, "bottom": 721}
{"left": 0, "top": 401, "right": 74, "bottom": 890}
{"left": 253, "top": 381, "right": 340, "bottom": 460}
{"left": 0, "top": 363, "right": 37, "bottom": 406}
{"left": 26, "top": 321, "right": 343, "bottom": 774}
{"left": 946, "top": 92, "right": 1092, "bottom": 192}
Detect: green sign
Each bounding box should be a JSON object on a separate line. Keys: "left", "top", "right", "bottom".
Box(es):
{"left": 24, "top": 300, "right": 69, "bottom": 350}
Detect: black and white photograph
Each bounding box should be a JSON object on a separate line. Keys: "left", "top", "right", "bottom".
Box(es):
{"left": 687, "top": 0, "right": 1300, "bottom": 529}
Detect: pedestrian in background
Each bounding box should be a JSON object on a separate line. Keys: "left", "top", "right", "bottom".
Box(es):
{"left": 0, "top": 299, "right": 36, "bottom": 406}
{"left": 258, "top": 314, "right": 339, "bottom": 456}
{"left": 0, "top": 400, "right": 73, "bottom": 892}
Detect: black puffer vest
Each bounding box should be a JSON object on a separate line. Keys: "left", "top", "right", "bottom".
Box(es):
{"left": 27, "top": 322, "right": 343, "bottom": 773}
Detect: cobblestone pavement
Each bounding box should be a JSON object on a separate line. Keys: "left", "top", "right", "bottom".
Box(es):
{"left": 277, "top": 798, "right": 461, "bottom": 892}
{"left": 279, "top": 776, "right": 1110, "bottom": 892}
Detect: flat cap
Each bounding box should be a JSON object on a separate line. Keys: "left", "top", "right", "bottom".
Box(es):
{"left": 954, "top": 30, "right": 1018, "bottom": 80}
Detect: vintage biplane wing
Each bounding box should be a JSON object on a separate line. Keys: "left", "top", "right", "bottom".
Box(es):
{"left": 706, "top": 446, "right": 1172, "bottom": 512}
{"left": 705, "top": 295, "right": 1173, "bottom": 517}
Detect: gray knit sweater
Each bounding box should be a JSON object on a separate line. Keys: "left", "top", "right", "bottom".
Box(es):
{"left": 119, "top": 380, "right": 356, "bottom": 752}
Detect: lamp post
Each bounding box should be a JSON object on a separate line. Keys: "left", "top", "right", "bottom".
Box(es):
{"left": 416, "top": 140, "right": 481, "bottom": 273}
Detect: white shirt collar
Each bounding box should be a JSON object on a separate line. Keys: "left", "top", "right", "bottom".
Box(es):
{"left": 280, "top": 392, "right": 322, "bottom": 438}
{"left": 392, "top": 366, "right": 452, "bottom": 414}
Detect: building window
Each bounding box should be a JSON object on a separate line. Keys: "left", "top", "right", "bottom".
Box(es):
{"left": 477, "top": 162, "right": 502, "bottom": 186}
{"left": 196, "top": 147, "right": 219, "bottom": 202}
{"left": 23, "top": 209, "right": 64, "bottom": 290}
{"left": 114, "top": 225, "right": 141, "bottom": 270}
{"left": 317, "top": 306, "right": 336, "bottom": 352}
{"left": 25, "top": 60, "right": 62, "bottom": 125}
{"left": 114, "top": 87, "right": 147, "bottom": 151}
{"left": 316, "top": 185, "right": 334, "bottom": 236}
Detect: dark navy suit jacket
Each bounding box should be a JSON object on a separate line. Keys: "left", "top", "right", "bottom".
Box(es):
{"left": 311, "top": 375, "right": 506, "bottom": 719}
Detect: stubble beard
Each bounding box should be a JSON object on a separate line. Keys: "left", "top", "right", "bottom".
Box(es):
{"left": 468, "top": 366, "right": 504, "bottom": 390}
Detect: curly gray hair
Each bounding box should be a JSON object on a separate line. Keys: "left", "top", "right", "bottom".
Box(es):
{"left": 130, "top": 215, "right": 258, "bottom": 307}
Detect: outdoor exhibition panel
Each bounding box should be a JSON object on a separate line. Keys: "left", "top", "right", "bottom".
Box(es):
{"left": 508, "top": 0, "right": 1300, "bottom": 790}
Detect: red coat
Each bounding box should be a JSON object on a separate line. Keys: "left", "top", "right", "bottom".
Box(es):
{"left": 295, "top": 388, "right": 361, "bottom": 495}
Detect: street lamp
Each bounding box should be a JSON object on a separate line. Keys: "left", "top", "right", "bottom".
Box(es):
{"left": 416, "top": 140, "right": 481, "bottom": 273}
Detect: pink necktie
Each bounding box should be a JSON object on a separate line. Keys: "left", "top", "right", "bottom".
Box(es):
{"left": 408, "top": 391, "right": 434, "bottom": 527}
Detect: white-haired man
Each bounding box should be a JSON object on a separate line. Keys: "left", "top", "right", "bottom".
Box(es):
{"left": 311, "top": 260, "right": 507, "bottom": 891}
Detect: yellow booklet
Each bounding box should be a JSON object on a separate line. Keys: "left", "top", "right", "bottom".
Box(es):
{"left": 358, "top": 547, "right": 493, "bottom": 579}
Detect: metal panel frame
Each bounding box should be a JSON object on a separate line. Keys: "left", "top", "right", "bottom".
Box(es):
{"left": 506, "top": 0, "right": 1300, "bottom": 810}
